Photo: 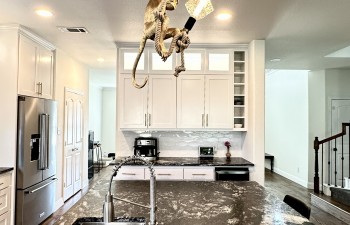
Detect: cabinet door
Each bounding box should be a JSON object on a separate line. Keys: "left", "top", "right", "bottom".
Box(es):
{"left": 205, "top": 75, "right": 233, "bottom": 129}
{"left": 148, "top": 75, "right": 176, "bottom": 128}
{"left": 37, "top": 46, "right": 53, "bottom": 99}
{"left": 18, "top": 35, "right": 37, "bottom": 97}
{"left": 177, "top": 75, "right": 205, "bottom": 128}
{"left": 119, "top": 74, "right": 148, "bottom": 128}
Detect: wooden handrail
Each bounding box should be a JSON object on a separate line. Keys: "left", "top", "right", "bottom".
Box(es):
{"left": 314, "top": 123, "right": 350, "bottom": 193}
{"left": 317, "top": 123, "right": 350, "bottom": 145}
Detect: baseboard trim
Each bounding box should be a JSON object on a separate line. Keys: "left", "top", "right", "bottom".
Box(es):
{"left": 273, "top": 167, "right": 308, "bottom": 188}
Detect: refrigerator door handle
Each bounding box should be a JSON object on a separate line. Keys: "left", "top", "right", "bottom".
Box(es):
{"left": 39, "top": 114, "right": 49, "bottom": 170}
{"left": 24, "top": 178, "right": 57, "bottom": 194}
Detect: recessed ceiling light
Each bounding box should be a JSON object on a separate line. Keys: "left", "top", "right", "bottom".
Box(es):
{"left": 216, "top": 13, "right": 232, "bottom": 21}
{"left": 270, "top": 58, "right": 281, "bottom": 62}
{"left": 35, "top": 9, "right": 53, "bottom": 17}
{"left": 97, "top": 58, "right": 105, "bottom": 62}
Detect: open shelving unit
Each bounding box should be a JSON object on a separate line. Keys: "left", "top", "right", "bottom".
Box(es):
{"left": 233, "top": 51, "right": 247, "bottom": 131}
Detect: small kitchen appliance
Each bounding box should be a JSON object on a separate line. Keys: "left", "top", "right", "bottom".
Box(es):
{"left": 134, "top": 137, "right": 158, "bottom": 160}
{"left": 198, "top": 146, "right": 214, "bottom": 158}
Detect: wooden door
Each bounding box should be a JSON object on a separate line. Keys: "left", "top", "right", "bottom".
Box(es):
{"left": 205, "top": 75, "right": 233, "bottom": 129}
{"left": 177, "top": 75, "right": 205, "bottom": 128}
{"left": 148, "top": 75, "right": 176, "bottom": 128}
{"left": 331, "top": 99, "right": 350, "bottom": 186}
{"left": 63, "top": 89, "right": 83, "bottom": 201}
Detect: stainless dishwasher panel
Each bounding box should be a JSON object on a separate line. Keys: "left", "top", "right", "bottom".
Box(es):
{"left": 16, "top": 177, "right": 56, "bottom": 225}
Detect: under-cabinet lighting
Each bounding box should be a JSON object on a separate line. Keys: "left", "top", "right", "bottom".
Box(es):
{"left": 270, "top": 58, "right": 281, "bottom": 62}
{"left": 97, "top": 58, "right": 105, "bottom": 62}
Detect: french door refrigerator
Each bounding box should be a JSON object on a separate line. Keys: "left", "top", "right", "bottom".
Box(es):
{"left": 16, "top": 96, "right": 57, "bottom": 225}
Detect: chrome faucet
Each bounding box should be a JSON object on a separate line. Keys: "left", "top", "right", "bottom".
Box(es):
{"left": 103, "top": 155, "right": 157, "bottom": 225}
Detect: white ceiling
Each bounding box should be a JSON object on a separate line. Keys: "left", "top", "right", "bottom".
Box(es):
{"left": 1, "top": 0, "right": 350, "bottom": 71}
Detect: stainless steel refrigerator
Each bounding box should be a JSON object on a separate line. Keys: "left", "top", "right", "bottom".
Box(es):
{"left": 16, "top": 96, "right": 57, "bottom": 225}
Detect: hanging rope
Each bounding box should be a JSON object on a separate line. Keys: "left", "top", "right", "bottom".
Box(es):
{"left": 154, "top": 0, "right": 190, "bottom": 76}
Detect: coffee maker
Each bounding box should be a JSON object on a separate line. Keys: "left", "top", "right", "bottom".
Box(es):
{"left": 134, "top": 137, "right": 158, "bottom": 160}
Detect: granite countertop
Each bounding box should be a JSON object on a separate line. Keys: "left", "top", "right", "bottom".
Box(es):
{"left": 110, "top": 157, "right": 254, "bottom": 167}
{"left": 0, "top": 167, "right": 14, "bottom": 175}
{"left": 58, "top": 168, "right": 312, "bottom": 225}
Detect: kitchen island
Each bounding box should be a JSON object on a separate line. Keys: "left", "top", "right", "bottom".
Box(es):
{"left": 57, "top": 167, "right": 312, "bottom": 225}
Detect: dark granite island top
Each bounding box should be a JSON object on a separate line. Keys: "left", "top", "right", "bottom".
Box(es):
{"left": 110, "top": 157, "right": 254, "bottom": 167}
{"left": 58, "top": 168, "right": 312, "bottom": 225}
{"left": 0, "top": 167, "right": 14, "bottom": 175}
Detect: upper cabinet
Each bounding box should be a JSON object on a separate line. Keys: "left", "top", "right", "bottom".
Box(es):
{"left": 18, "top": 34, "right": 54, "bottom": 99}
{"left": 177, "top": 75, "right": 233, "bottom": 129}
{"left": 118, "top": 46, "right": 247, "bottom": 131}
{"left": 119, "top": 74, "right": 176, "bottom": 129}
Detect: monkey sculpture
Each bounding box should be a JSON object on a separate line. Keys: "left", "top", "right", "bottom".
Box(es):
{"left": 132, "top": 0, "right": 185, "bottom": 89}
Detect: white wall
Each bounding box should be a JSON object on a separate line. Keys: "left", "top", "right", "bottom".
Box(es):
{"left": 101, "top": 87, "right": 116, "bottom": 155}
{"left": 55, "top": 49, "right": 89, "bottom": 210}
{"left": 242, "top": 40, "right": 265, "bottom": 186}
{"left": 265, "top": 69, "right": 309, "bottom": 187}
{"left": 308, "top": 70, "right": 326, "bottom": 188}
{"left": 89, "top": 83, "right": 102, "bottom": 142}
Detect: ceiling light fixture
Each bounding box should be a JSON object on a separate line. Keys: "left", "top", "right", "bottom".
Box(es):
{"left": 97, "top": 58, "right": 105, "bottom": 62}
{"left": 35, "top": 9, "right": 53, "bottom": 17}
{"left": 216, "top": 13, "right": 232, "bottom": 21}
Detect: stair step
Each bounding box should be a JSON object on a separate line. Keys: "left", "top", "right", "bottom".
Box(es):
{"left": 311, "top": 193, "right": 350, "bottom": 224}
{"left": 330, "top": 187, "right": 350, "bottom": 207}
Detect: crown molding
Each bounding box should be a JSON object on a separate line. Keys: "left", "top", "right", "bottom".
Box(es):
{"left": 0, "top": 23, "right": 55, "bottom": 50}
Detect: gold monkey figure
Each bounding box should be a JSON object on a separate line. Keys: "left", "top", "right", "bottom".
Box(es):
{"left": 132, "top": 0, "right": 183, "bottom": 89}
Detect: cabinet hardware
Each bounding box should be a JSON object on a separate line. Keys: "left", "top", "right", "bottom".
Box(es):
{"left": 149, "top": 114, "right": 151, "bottom": 127}
{"left": 206, "top": 114, "right": 208, "bottom": 127}
{"left": 145, "top": 114, "right": 147, "bottom": 127}
{"left": 39, "top": 82, "right": 43, "bottom": 95}
{"left": 192, "top": 174, "right": 206, "bottom": 176}
{"left": 157, "top": 173, "right": 171, "bottom": 176}
{"left": 202, "top": 114, "right": 205, "bottom": 127}
{"left": 122, "top": 173, "right": 136, "bottom": 176}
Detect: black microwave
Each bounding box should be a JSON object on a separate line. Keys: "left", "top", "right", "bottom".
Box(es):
{"left": 198, "top": 146, "right": 214, "bottom": 158}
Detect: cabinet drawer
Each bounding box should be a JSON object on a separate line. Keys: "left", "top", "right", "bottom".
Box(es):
{"left": 146, "top": 167, "right": 183, "bottom": 180}
{"left": 0, "top": 210, "right": 10, "bottom": 225}
{"left": 0, "top": 187, "right": 11, "bottom": 216}
{"left": 113, "top": 167, "right": 145, "bottom": 180}
{"left": 184, "top": 167, "right": 215, "bottom": 181}
{"left": 0, "top": 174, "right": 11, "bottom": 190}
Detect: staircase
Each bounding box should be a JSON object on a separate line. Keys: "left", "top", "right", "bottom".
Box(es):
{"left": 312, "top": 123, "right": 350, "bottom": 224}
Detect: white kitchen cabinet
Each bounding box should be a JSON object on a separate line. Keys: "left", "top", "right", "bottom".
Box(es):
{"left": 177, "top": 75, "right": 233, "bottom": 129}
{"left": 0, "top": 172, "right": 12, "bottom": 225}
{"left": 145, "top": 167, "right": 183, "bottom": 181}
{"left": 18, "top": 35, "right": 54, "bottom": 99}
{"left": 119, "top": 74, "right": 176, "bottom": 129}
{"left": 183, "top": 167, "right": 215, "bottom": 181}
{"left": 113, "top": 166, "right": 146, "bottom": 180}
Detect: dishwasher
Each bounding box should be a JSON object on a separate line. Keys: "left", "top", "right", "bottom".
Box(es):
{"left": 215, "top": 167, "right": 249, "bottom": 181}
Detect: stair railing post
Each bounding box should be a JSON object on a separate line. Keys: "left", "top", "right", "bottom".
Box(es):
{"left": 314, "top": 137, "right": 320, "bottom": 193}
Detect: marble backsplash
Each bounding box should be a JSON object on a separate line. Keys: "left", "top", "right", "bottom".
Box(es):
{"left": 117, "top": 131, "right": 245, "bottom": 158}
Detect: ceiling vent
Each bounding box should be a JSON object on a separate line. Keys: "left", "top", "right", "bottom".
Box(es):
{"left": 57, "top": 27, "right": 89, "bottom": 33}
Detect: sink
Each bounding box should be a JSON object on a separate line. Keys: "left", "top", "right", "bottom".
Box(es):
{"left": 73, "top": 217, "right": 146, "bottom": 225}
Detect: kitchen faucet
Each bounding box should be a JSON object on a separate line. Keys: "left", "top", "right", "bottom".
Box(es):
{"left": 103, "top": 155, "right": 157, "bottom": 225}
